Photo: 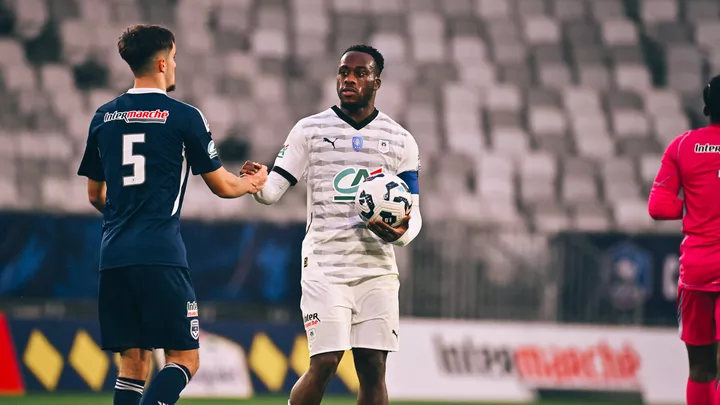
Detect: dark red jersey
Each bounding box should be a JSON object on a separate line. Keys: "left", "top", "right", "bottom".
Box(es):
{"left": 649, "top": 124, "right": 720, "bottom": 291}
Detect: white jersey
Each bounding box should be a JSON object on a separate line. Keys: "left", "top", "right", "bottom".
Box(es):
{"left": 272, "top": 106, "right": 420, "bottom": 284}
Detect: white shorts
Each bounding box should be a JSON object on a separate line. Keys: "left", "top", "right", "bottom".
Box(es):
{"left": 300, "top": 274, "right": 400, "bottom": 357}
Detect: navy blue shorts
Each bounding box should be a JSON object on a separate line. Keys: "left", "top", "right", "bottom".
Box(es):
{"left": 98, "top": 265, "right": 200, "bottom": 352}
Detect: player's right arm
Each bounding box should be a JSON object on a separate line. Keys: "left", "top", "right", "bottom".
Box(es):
{"left": 77, "top": 113, "right": 106, "bottom": 213}
{"left": 648, "top": 134, "right": 685, "bottom": 220}
{"left": 182, "top": 106, "right": 267, "bottom": 198}
{"left": 253, "top": 121, "right": 309, "bottom": 205}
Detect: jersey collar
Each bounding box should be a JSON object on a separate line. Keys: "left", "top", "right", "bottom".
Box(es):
{"left": 127, "top": 88, "right": 167, "bottom": 95}
{"left": 331, "top": 105, "right": 379, "bottom": 131}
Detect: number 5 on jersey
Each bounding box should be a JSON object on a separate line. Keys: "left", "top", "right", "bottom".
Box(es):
{"left": 123, "top": 133, "right": 145, "bottom": 186}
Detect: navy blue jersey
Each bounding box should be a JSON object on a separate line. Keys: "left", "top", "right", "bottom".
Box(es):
{"left": 77, "top": 88, "right": 222, "bottom": 270}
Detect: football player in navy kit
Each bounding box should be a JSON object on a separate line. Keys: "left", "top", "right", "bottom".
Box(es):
{"left": 77, "top": 24, "right": 267, "bottom": 405}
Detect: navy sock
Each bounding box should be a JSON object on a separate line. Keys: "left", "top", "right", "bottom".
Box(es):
{"left": 114, "top": 377, "right": 145, "bottom": 405}
{"left": 138, "top": 363, "right": 191, "bottom": 405}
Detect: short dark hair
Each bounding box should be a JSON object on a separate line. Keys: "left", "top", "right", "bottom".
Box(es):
{"left": 118, "top": 25, "right": 175, "bottom": 76}
{"left": 342, "top": 45, "right": 384, "bottom": 76}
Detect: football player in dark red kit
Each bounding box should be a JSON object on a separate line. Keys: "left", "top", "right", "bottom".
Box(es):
{"left": 649, "top": 75, "right": 720, "bottom": 405}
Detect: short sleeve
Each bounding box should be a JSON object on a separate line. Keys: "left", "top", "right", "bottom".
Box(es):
{"left": 77, "top": 113, "right": 105, "bottom": 181}
{"left": 397, "top": 134, "right": 420, "bottom": 174}
{"left": 271, "top": 121, "right": 308, "bottom": 186}
{"left": 397, "top": 134, "right": 420, "bottom": 194}
{"left": 183, "top": 106, "right": 222, "bottom": 175}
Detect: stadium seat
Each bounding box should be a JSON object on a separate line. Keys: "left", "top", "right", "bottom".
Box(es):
{"left": 486, "top": 18, "right": 522, "bottom": 43}
{"left": 550, "top": 0, "right": 586, "bottom": 20}
{"left": 614, "top": 199, "right": 654, "bottom": 230}
{"left": 519, "top": 153, "right": 556, "bottom": 206}
{"left": 491, "top": 127, "right": 530, "bottom": 156}
{"left": 601, "top": 19, "right": 639, "bottom": 46}
{"left": 574, "top": 130, "right": 615, "bottom": 160}
{"left": 640, "top": 0, "right": 679, "bottom": 23}
{"left": 485, "top": 85, "right": 522, "bottom": 112}
{"left": 696, "top": 22, "right": 720, "bottom": 49}
{"left": 0, "top": 40, "right": 26, "bottom": 68}
{"left": 528, "top": 107, "right": 567, "bottom": 137}
{"left": 445, "top": 111, "right": 485, "bottom": 155}
{"left": 577, "top": 65, "right": 611, "bottom": 89}
{"left": 643, "top": 89, "right": 683, "bottom": 117}
{"left": 639, "top": 154, "right": 662, "bottom": 189}
{"left": 444, "top": 84, "right": 481, "bottom": 111}
{"left": 2, "top": 65, "right": 36, "bottom": 92}
{"left": 515, "top": 0, "right": 548, "bottom": 17}
{"left": 562, "top": 87, "right": 601, "bottom": 111}
{"left": 589, "top": 0, "right": 626, "bottom": 21}
{"left": 685, "top": 1, "right": 720, "bottom": 23}
{"left": 614, "top": 65, "right": 652, "bottom": 92}
{"left": 450, "top": 37, "right": 487, "bottom": 63}
{"left": 13, "top": 0, "right": 48, "bottom": 40}
{"left": 571, "top": 203, "right": 611, "bottom": 231}
{"left": 561, "top": 158, "right": 599, "bottom": 205}
{"left": 532, "top": 203, "right": 570, "bottom": 233}
{"left": 0, "top": 178, "right": 19, "bottom": 208}
{"left": 654, "top": 114, "right": 690, "bottom": 145}
{"left": 476, "top": 0, "right": 511, "bottom": 18}
{"left": 523, "top": 16, "right": 560, "bottom": 44}
{"left": 611, "top": 110, "right": 650, "bottom": 139}
{"left": 490, "top": 41, "right": 526, "bottom": 65}
{"left": 602, "top": 158, "right": 640, "bottom": 203}
{"left": 252, "top": 29, "right": 289, "bottom": 58}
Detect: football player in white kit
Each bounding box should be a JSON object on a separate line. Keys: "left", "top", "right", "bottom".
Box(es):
{"left": 243, "top": 45, "right": 422, "bottom": 405}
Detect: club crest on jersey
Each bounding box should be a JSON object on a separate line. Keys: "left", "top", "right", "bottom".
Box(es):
{"left": 190, "top": 319, "right": 200, "bottom": 340}
{"left": 352, "top": 136, "right": 364, "bottom": 151}
{"left": 332, "top": 167, "right": 383, "bottom": 201}
{"left": 378, "top": 139, "right": 390, "bottom": 154}
{"left": 104, "top": 109, "right": 170, "bottom": 124}
{"left": 207, "top": 140, "right": 218, "bottom": 159}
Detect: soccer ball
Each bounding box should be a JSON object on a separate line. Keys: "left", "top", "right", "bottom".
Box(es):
{"left": 355, "top": 173, "right": 412, "bottom": 228}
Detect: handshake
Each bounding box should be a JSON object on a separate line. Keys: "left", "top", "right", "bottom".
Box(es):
{"left": 239, "top": 160, "right": 268, "bottom": 194}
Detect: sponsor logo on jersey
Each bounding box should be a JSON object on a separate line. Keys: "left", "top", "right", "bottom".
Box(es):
{"left": 332, "top": 167, "right": 383, "bottom": 201}
{"left": 104, "top": 109, "right": 170, "bottom": 124}
{"left": 277, "top": 144, "right": 289, "bottom": 158}
{"left": 207, "top": 140, "right": 218, "bottom": 159}
{"left": 303, "top": 313, "right": 320, "bottom": 328}
{"left": 694, "top": 143, "right": 720, "bottom": 153}
{"left": 187, "top": 301, "right": 199, "bottom": 317}
{"left": 378, "top": 139, "right": 390, "bottom": 153}
{"left": 190, "top": 319, "right": 200, "bottom": 340}
{"left": 323, "top": 137, "right": 338, "bottom": 149}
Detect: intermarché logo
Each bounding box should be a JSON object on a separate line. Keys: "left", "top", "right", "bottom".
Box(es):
{"left": 433, "top": 336, "right": 641, "bottom": 385}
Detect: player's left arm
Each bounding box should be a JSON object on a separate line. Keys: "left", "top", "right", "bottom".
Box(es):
{"left": 77, "top": 114, "right": 106, "bottom": 213}
{"left": 368, "top": 135, "right": 422, "bottom": 246}
{"left": 648, "top": 135, "right": 684, "bottom": 220}
{"left": 86, "top": 179, "right": 106, "bottom": 213}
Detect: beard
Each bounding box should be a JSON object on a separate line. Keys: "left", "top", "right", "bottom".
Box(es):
{"left": 166, "top": 83, "right": 176, "bottom": 92}
{"left": 339, "top": 90, "right": 373, "bottom": 112}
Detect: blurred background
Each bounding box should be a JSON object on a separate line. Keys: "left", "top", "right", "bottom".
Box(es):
{"left": 0, "top": 0, "right": 705, "bottom": 403}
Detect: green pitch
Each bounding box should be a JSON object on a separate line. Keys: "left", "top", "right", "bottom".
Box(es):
{"left": 0, "top": 394, "right": 644, "bottom": 405}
